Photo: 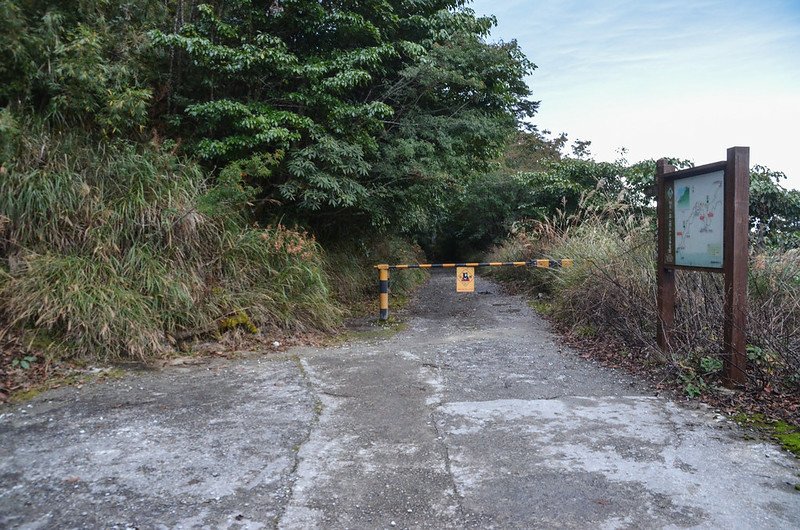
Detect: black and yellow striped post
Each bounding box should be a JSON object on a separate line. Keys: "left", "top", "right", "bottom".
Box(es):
{"left": 378, "top": 264, "right": 390, "bottom": 320}
{"left": 374, "top": 259, "right": 573, "bottom": 321}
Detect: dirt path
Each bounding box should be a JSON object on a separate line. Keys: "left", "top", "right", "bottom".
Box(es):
{"left": 2, "top": 274, "right": 799, "bottom": 528}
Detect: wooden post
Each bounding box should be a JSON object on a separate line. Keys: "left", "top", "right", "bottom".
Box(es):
{"left": 723, "top": 146, "right": 749, "bottom": 387}
{"left": 656, "top": 159, "right": 677, "bottom": 354}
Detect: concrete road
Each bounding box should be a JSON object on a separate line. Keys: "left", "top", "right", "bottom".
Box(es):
{"left": 1, "top": 274, "right": 798, "bottom": 528}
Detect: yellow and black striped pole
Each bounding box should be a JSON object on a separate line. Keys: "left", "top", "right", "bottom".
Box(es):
{"left": 378, "top": 264, "right": 390, "bottom": 320}
{"left": 374, "top": 259, "right": 573, "bottom": 321}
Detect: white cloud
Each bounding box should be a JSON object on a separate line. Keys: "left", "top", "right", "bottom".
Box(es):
{"left": 469, "top": 0, "right": 800, "bottom": 187}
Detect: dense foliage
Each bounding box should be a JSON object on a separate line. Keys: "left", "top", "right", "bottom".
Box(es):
{"left": 749, "top": 165, "right": 800, "bottom": 248}
{"left": 147, "top": 0, "right": 535, "bottom": 235}
{"left": 0, "top": 0, "right": 536, "bottom": 362}
{"left": 434, "top": 129, "right": 800, "bottom": 259}
{"left": 0, "top": 120, "right": 339, "bottom": 359}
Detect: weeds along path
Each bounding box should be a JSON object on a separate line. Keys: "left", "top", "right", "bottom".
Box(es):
{"left": 1, "top": 274, "right": 799, "bottom": 528}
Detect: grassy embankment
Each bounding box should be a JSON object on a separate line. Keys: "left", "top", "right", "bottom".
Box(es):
{"left": 0, "top": 120, "right": 426, "bottom": 400}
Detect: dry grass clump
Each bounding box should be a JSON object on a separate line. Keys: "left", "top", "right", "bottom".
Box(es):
{"left": 746, "top": 252, "right": 800, "bottom": 388}
{"left": 0, "top": 121, "right": 339, "bottom": 361}
{"left": 323, "top": 235, "right": 428, "bottom": 311}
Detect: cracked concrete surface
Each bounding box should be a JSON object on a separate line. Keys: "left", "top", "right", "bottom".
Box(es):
{"left": 1, "top": 358, "right": 316, "bottom": 528}
{"left": 2, "top": 273, "right": 799, "bottom": 528}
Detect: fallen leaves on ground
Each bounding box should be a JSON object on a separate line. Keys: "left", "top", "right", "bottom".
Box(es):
{"left": 1, "top": 325, "right": 334, "bottom": 404}
{"left": 0, "top": 336, "right": 60, "bottom": 404}
{"left": 550, "top": 320, "right": 800, "bottom": 427}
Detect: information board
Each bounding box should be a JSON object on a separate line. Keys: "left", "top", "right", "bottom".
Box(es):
{"left": 667, "top": 170, "right": 725, "bottom": 269}
{"left": 656, "top": 147, "right": 750, "bottom": 387}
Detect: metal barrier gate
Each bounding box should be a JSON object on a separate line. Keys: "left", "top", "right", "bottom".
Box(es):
{"left": 374, "top": 259, "right": 573, "bottom": 320}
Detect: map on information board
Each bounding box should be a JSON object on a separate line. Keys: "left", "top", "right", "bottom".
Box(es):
{"left": 670, "top": 170, "right": 725, "bottom": 268}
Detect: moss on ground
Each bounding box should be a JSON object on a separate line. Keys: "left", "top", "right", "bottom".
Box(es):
{"left": 219, "top": 311, "right": 259, "bottom": 334}
{"left": 9, "top": 368, "right": 127, "bottom": 404}
{"left": 733, "top": 413, "right": 800, "bottom": 458}
{"left": 327, "top": 320, "right": 408, "bottom": 346}
{"left": 527, "top": 299, "right": 554, "bottom": 315}
{"left": 773, "top": 422, "right": 800, "bottom": 455}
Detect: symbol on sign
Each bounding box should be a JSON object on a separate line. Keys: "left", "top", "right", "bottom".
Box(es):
{"left": 456, "top": 267, "right": 475, "bottom": 293}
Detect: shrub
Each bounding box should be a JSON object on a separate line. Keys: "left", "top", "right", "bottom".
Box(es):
{"left": 323, "top": 235, "right": 428, "bottom": 311}
{"left": 2, "top": 253, "right": 164, "bottom": 359}
{"left": 487, "top": 197, "right": 800, "bottom": 395}
{"left": 0, "top": 121, "right": 339, "bottom": 361}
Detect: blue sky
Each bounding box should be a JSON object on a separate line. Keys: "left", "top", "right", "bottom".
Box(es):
{"left": 469, "top": 0, "right": 800, "bottom": 188}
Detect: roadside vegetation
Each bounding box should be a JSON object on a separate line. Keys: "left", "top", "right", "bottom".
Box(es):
{"left": 0, "top": 0, "right": 533, "bottom": 399}
{"left": 1, "top": 121, "right": 340, "bottom": 358}
{"left": 483, "top": 155, "right": 800, "bottom": 425}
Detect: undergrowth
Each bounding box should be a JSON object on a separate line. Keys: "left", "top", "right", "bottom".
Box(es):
{"left": 323, "top": 236, "right": 428, "bottom": 316}
{"left": 0, "top": 119, "right": 339, "bottom": 362}
{"left": 486, "top": 192, "right": 800, "bottom": 405}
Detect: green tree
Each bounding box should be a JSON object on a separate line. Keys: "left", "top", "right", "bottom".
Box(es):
{"left": 148, "top": 1, "right": 536, "bottom": 233}
{"left": 749, "top": 165, "right": 800, "bottom": 248}
{"left": 0, "top": 0, "right": 162, "bottom": 133}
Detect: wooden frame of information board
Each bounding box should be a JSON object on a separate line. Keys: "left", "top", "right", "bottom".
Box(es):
{"left": 656, "top": 147, "right": 749, "bottom": 387}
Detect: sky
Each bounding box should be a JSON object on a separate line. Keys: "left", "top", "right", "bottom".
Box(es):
{"left": 469, "top": 0, "right": 800, "bottom": 189}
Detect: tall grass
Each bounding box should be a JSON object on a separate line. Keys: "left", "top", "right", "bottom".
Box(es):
{"left": 323, "top": 235, "right": 428, "bottom": 312}
{"left": 486, "top": 194, "right": 800, "bottom": 395}
{"left": 0, "top": 119, "right": 339, "bottom": 361}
